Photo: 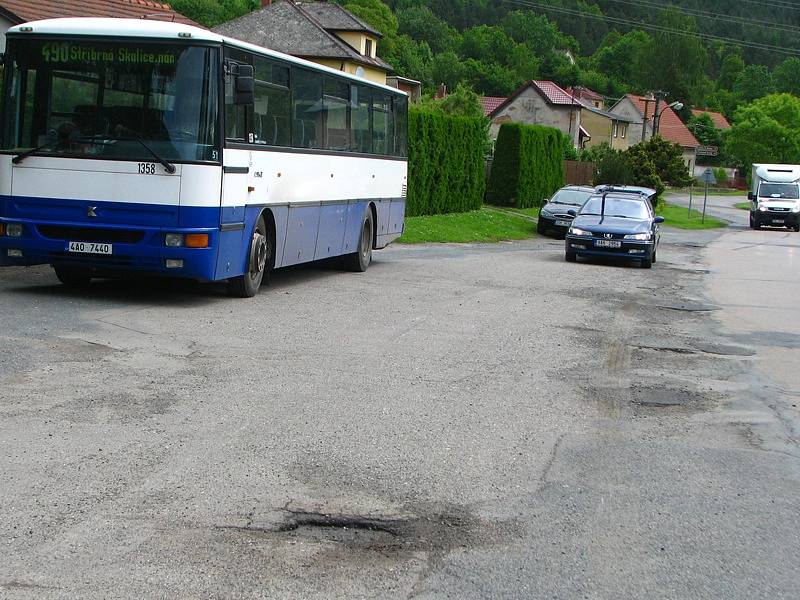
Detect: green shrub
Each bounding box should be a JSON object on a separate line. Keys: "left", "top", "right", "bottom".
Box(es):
{"left": 713, "top": 167, "right": 728, "bottom": 185}
{"left": 486, "top": 122, "right": 565, "bottom": 208}
{"left": 407, "top": 108, "right": 488, "bottom": 216}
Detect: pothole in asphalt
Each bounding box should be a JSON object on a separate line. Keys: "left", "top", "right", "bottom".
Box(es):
{"left": 631, "top": 385, "right": 707, "bottom": 407}
{"left": 630, "top": 336, "right": 755, "bottom": 357}
{"left": 650, "top": 300, "right": 719, "bottom": 312}
{"left": 216, "top": 504, "right": 521, "bottom": 554}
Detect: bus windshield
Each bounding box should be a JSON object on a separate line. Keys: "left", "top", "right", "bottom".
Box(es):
{"left": 1, "top": 39, "right": 219, "bottom": 163}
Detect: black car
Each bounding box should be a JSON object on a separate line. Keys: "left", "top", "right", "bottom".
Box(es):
{"left": 537, "top": 186, "right": 595, "bottom": 236}
{"left": 564, "top": 193, "right": 664, "bottom": 268}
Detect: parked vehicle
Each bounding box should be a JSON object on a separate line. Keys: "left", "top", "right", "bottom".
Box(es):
{"left": 748, "top": 164, "right": 800, "bottom": 231}
{"left": 0, "top": 19, "right": 408, "bottom": 297}
{"left": 537, "top": 186, "right": 595, "bottom": 237}
{"left": 564, "top": 193, "right": 664, "bottom": 268}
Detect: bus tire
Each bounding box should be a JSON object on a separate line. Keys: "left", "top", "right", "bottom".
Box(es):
{"left": 228, "top": 215, "right": 270, "bottom": 298}
{"left": 54, "top": 265, "right": 91, "bottom": 287}
{"left": 344, "top": 208, "right": 373, "bottom": 272}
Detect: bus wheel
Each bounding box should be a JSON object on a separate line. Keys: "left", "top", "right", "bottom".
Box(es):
{"left": 344, "top": 209, "right": 373, "bottom": 272}
{"left": 54, "top": 265, "right": 91, "bottom": 287}
{"left": 229, "top": 216, "right": 270, "bottom": 298}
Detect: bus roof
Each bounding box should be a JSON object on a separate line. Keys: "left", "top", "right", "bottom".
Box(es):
{"left": 6, "top": 18, "right": 407, "bottom": 95}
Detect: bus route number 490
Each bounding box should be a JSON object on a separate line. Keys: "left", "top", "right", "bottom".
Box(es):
{"left": 67, "top": 241, "right": 113, "bottom": 255}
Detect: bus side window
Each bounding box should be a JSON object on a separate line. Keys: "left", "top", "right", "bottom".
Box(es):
{"left": 372, "top": 92, "right": 392, "bottom": 156}
{"left": 394, "top": 96, "right": 408, "bottom": 158}
{"left": 224, "top": 49, "right": 250, "bottom": 142}
{"left": 351, "top": 85, "right": 371, "bottom": 154}
{"left": 323, "top": 77, "right": 349, "bottom": 151}
{"left": 253, "top": 57, "right": 290, "bottom": 147}
{"left": 292, "top": 68, "right": 322, "bottom": 149}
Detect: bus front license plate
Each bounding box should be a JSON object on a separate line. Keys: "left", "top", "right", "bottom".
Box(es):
{"left": 772, "top": 219, "right": 784, "bottom": 224}
{"left": 67, "top": 241, "right": 113, "bottom": 255}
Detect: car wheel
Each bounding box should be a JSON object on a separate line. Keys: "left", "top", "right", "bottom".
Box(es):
{"left": 228, "top": 215, "right": 270, "bottom": 298}
{"left": 753, "top": 216, "right": 762, "bottom": 230}
{"left": 749, "top": 213, "right": 755, "bottom": 229}
{"left": 794, "top": 223, "right": 800, "bottom": 232}
{"left": 652, "top": 248, "right": 657, "bottom": 263}
{"left": 54, "top": 265, "right": 92, "bottom": 287}
{"left": 536, "top": 220, "right": 546, "bottom": 235}
{"left": 641, "top": 256, "right": 653, "bottom": 269}
{"left": 565, "top": 251, "right": 577, "bottom": 263}
{"left": 343, "top": 208, "right": 373, "bottom": 272}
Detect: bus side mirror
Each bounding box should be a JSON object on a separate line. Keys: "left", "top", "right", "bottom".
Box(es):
{"left": 235, "top": 65, "right": 255, "bottom": 106}
{"left": 747, "top": 192, "right": 755, "bottom": 201}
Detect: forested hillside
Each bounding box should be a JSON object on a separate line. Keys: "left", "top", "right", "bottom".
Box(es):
{"left": 174, "top": 0, "right": 800, "bottom": 118}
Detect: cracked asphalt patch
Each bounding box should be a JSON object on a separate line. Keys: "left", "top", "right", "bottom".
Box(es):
{"left": 0, "top": 228, "right": 798, "bottom": 599}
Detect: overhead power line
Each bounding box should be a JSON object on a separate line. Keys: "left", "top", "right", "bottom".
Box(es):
{"left": 735, "top": 0, "right": 800, "bottom": 11}
{"left": 502, "top": 0, "right": 800, "bottom": 56}
{"left": 601, "top": 0, "right": 800, "bottom": 35}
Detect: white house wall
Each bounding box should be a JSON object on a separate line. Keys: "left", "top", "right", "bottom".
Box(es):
{"left": 490, "top": 87, "right": 581, "bottom": 146}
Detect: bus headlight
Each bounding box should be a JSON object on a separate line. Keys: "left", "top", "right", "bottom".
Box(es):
{"left": 793, "top": 204, "right": 800, "bottom": 213}
{"left": 165, "top": 233, "right": 185, "bottom": 247}
{"left": 758, "top": 205, "right": 768, "bottom": 212}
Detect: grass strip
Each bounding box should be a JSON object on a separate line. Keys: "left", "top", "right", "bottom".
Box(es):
{"left": 398, "top": 207, "right": 536, "bottom": 244}
{"left": 657, "top": 203, "right": 727, "bottom": 229}
{"left": 669, "top": 187, "right": 746, "bottom": 196}
{"left": 734, "top": 202, "right": 751, "bottom": 210}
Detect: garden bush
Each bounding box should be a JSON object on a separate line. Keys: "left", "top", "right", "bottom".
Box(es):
{"left": 406, "top": 108, "right": 488, "bottom": 216}
{"left": 486, "top": 123, "right": 565, "bottom": 208}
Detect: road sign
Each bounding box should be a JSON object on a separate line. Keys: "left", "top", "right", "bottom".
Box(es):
{"left": 697, "top": 145, "right": 719, "bottom": 157}
{"left": 699, "top": 168, "right": 717, "bottom": 185}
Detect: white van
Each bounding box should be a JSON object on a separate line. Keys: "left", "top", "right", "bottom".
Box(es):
{"left": 749, "top": 164, "right": 800, "bottom": 231}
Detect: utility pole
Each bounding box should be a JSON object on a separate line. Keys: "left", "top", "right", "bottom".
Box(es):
{"left": 652, "top": 90, "right": 668, "bottom": 137}
{"left": 641, "top": 94, "right": 655, "bottom": 142}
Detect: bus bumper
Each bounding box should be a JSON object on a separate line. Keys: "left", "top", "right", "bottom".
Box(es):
{"left": 0, "top": 218, "right": 220, "bottom": 281}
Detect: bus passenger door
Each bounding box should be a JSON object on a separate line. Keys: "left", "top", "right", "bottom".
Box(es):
{"left": 216, "top": 151, "right": 250, "bottom": 279}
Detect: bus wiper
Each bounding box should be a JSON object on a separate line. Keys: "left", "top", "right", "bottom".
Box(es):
{"left": 108, "top": 132, "right": 176, "bottom": 174}
{"left": 12, "top": 140, "right": 59, "bottom": 164}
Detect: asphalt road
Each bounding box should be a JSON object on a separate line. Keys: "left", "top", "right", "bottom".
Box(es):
{"left": 1, "top": 219, "right": 798, "bottom": 599}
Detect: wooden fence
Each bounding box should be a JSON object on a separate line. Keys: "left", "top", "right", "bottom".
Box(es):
{"left": 564, "top": 160, "right": 594, "bottom": 186}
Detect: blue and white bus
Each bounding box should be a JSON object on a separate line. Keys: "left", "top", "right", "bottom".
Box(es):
{"left": 0, "top": 18, "right": 408, "bottom": 296}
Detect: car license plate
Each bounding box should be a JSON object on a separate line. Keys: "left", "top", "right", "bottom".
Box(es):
{"left": 66, "top": 241, "right": 113, "bottom": 255}
{"left": 555, "top": 219, "right": 571, "bottom": 226}
{"left": 595, "top": 239, "right": 621, "bottom": 248}
{"left": 772, "top": 219, "right": 784, "bottom": 224}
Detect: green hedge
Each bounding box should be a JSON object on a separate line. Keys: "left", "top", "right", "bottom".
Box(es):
{"left": 407, "top": 109, "right": 487, "bottom": 216}
{"left": 486, "top": 123, "right": 565, "bottom": 208}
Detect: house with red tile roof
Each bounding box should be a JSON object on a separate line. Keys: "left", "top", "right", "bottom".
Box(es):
{"left": 609, "top": 93, "right": 699, "bottom": 172}
{"left": 0, "top": 0, "right": 199, "bottom": 51}
{"left": 691, "top": 109, "right": 731, "bottom": 130}
{"left": 484, "top": 81, "right": 632, "bottom": 150}
{"left": 566, "top": 86, "right": 606, "bottom": 110}
{"left": 486, "top": 80, "right": 586, "bottom": 146}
